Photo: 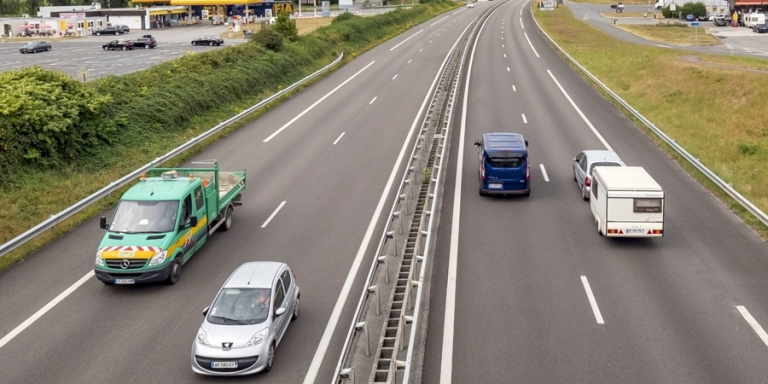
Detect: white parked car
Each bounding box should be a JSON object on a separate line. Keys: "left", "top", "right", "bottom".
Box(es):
{"left": 467, "top": 1, "right": 475, "bottom": 7}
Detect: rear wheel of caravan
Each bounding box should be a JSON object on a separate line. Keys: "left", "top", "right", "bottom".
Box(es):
{"left": 596, "top": 219, "right": 603, "bottom": 236}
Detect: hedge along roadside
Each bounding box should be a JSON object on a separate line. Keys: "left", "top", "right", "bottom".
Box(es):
{"left": 0, "top": 0, "right": 460, "bottom": 272}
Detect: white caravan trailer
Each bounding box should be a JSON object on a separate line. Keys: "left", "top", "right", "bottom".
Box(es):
{"left": 590, "top": 166, "right": 664, "bottom": 238}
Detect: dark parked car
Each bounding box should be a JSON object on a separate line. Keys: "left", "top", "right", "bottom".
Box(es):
{"left": 102, "top": 39, "right": 134, "bottom": 51}
{"left": 713, "top": 17, "right": 728, "bottom": 26}
{"left": 191, "top": 35, "right": 224, "bottom": 46}
{"left": 19, "top": 41, "right": 51, "bottom": 53}
{"left": 132, "top": 35, "right": 157, "bottom": 49}
{"left": 754, "top": 23, "right": 768, "bottom": 33}
{"left": 94, "top": 26, "right": 123, "bottom": 36}
{"left": 114, "top": 24, "right": 130, "bottom": 33}
{"left": 685, "top": 14, "right": 695, "bottom": 22}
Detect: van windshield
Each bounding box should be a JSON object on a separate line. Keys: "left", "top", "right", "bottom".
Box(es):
{"left": 486, "top": 151, "right": 525, "bottom": 168}
{"left": 109, "top": 200, "right": 179, "bottom": 234}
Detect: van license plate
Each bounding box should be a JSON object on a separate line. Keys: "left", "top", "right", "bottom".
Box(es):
{"left": 212, "top": 361, "right": 238, "bottom": 369}
{"left": 488, "top": 183, "right": 502, "bottom": 189}
{"left": 625, "top": 229, "right": 645, "bottom": 234}
{"left": 114, "top": 279, "right": 135, "bottom": 284}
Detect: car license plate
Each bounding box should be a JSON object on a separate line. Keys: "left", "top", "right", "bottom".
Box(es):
{"left": 114, "top": 279, "right": 135, "bottom": 284}
{"left": 625, "top": 229, "right": 645, "bottom": 234}
{"left": 488, "top": 183, "right": 502, "bottom": 189}
{"left": 212, "top": 361, "right": 238, "bottom": 369}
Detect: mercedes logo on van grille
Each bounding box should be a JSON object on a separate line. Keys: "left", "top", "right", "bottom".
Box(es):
{"left": 222, "top": 342, "right": 233, "bottom": 351}
{"left": 120, "top": 259, "right": 131, "bottom": 269}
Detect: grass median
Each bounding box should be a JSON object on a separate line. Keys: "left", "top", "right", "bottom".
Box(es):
{"left": 533, "top": 5, "right": 768, "bottom": 238}
{"left": 0, "top": 1, "right": 459, "bottom": 273}
{"left": 616, "top": 23, "right": 721, "bottom": 45}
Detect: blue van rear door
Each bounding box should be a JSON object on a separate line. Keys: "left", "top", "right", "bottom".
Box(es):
{"left": 485, "top": 151, "right": 527, "bottom": 189}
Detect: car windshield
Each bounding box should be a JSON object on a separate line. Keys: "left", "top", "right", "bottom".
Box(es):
{"left": 109, "top": 200, "right": 179, "bottom": 233}
{"left": 23, "top": 43, "right": 34, "bottom": 47}
{"left": 486, "top": 151, "right": 525, "bottom": 168}
{"left": 589, "top": 162, "right": 622, "bottom": 175}
{"left": 208, "top": 288, "right": 271, "bottom": 325}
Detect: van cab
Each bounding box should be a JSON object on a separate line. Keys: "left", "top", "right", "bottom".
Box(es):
{"left": 474, "top": 133, "right": 530, "bottom": 196}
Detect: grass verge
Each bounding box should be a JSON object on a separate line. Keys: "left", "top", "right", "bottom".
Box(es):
{"left": 568, "top": 0, "right": 650, "bottom": 4}
{"left": 616, "top": 23, "right": 721, "bottom": 45}
{"left": 600, "top": 11, "right": 666, "bottom": 18}
{"left": 0, "top": 1, "right": 459, "bottom": 273}
{"left": 532, "top": 5, "right": 768, "bottom": 239}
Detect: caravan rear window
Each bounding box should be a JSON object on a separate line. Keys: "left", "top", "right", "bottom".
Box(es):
{"left": 634, "top": 198, "right": 662, "bottom": 213}
{"left": 485, "top": 151, "right": 525, "bottom": 168}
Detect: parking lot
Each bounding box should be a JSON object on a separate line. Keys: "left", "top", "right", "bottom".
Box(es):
{"left": 0, "top": 24, "right": 245, "bottom": 80}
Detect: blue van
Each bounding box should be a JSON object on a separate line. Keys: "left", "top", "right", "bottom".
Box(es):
{"left": 474, "top": 133, "right": 530, "bottom": 196}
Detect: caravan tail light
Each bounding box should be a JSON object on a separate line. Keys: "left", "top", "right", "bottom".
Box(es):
{"left": 607, "top": 229, "right": 621, "bottom": 234}
{"left": 649, "top": 229, "right": 663, "bottom": 235}
{"left": 585, "top": 176, "right": 591, "bottom": 187}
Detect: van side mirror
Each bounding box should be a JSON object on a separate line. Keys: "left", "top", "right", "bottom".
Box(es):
{"left": 524, "top": 140, "right": 529, "bottom": 147}
{"left": 473, "top": 140, "right": 481, "bottom": 147}
{"left": 189, "top": 216, "right": 198, "bottom": 228}
{"left": 100, "top": 216, "right": 108, "bottom": 229}
{"left": 203, "top": 306, "right": 209, "bottom": 316}
{"left": 275, "top": 307, "right": 286, "bottom": 317}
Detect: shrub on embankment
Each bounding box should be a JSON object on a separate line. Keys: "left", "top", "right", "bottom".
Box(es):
{"left": 0, "top": 0, "right": 457, "bottom": 268}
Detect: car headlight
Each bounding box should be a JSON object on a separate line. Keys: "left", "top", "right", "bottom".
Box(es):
{"left": 95, "top": 252, "right": 105, "bottom": 267}
{"left": 196, "top": 329, "right": 209, "bottom": 346}
{"left": 244, "top": 328, "right": 268, "bottom": 347}
{"left": 148, "top": 250, "right": 167, "bottom": 266}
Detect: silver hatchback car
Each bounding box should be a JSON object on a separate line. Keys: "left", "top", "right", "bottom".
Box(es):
{"left": 572, "top": 150, "right": 623, "bottom": 200}
{"left": 192, "top": 261, "right": 299, "bottom": 375}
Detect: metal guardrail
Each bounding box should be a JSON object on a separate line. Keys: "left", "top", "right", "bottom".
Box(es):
{"left": 0, "top": 53, "right": 345, "bottom": 260}
{"left": 530, "top": 6, "right": 768, "bottom": 228}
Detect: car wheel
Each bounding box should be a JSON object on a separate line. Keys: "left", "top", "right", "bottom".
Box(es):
{"left": 264, "top": 342, "right": 275, "bottom": 372}
{"left": 291, "top": 295, "right": 300, "bottom": 321}
{"left": 122, "top": 46, "right": 127, "bottom": 51}
{"left": 478, "top": 187, "right": 486, "bottom": 197}
{"left": 144, "top": 45, "right": 149, "bottom": 49}
{"left": 46, "top": 47, "right": 50, "bottom": 51}
{"left": 116, "top": 31, "right": 120, "bottom": 35}
{"left": 96, "top": 32, "right": 100, "bottom": 36}
{"left": 573, "top": 169, "right": 577, "bottom": 182}
{"left": 220, "top": 205, "right": 233, "bottom": 232}
{"left": 103, "top": 46, "right": 107, "bottom": 50}
{"left": 192, "top": 41, "right": 196, "bottom": 46}
{"left": 166, "top": 257, "right": 182, "bottom": 285}
{"left": 208, "top": 41, "right": 212, "bottom": 46}
{"left": 582, "top": 186, "right": 589, "bottom": 201}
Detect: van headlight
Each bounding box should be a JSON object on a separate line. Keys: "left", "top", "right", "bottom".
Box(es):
{"left": 148, "top": 250, "right": 167, "bottom": 266}
{"left": 244, "top": 329, "right": 268, "bottom": 347}
{"left": 95, "top": 252, "right": 105, "bottom": 267}
{"left": 196, "top": 329, "right": 209, "bottom": 346}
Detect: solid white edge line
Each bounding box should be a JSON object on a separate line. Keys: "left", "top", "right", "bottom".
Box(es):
{"left": 546, "top": 70, "right": 613, "bottom": 151}
{"left": 521, "top": 113, "right": 527, "bottom": 124}
{"left": 392, "top": 74, "right": 398, "bottom": 80}
{"left": 520, "top": 17, "right": 524, "bottom": 29}
{"left": 524, "top": 32, "right": 540, "bottom": 58}
{"left": 513, "top": 85, "right": 516, "bottom": 91}
{"left": 261, "top": 201, "right": 286, "bottom": 228}
{"left": 430, "top": 15, "right": 450, "bottom": 26}
{"left": 539, "top": 164, "right": 550, "bottom": 182}
{"left": 737, "top": 306, "right": 768, "bottom": 348}
{"left": 441, "top": 6, "right": 500, "bottom": 383}
{"left": 581, "top": 276, "right": 605, "bottom": 324}
{"left": 305, "top": 23, "right": 457, "bottom": 384}
{"left": 264, "top": 61, "right": 375, "bottom": 142}
{"left": 390, "top": 29, "right": 424, "bottom": 51}
{"left": 333, "top": 132, "right": 345, "bottom": 145}
{"left": 520, "top": 7, "right": 523, "bottom": 15}
{"left": 0, "top": 270, "right": 95, "bottom": 350}
{"left": 370, "top": 96, "right": 377, "bottom": 104}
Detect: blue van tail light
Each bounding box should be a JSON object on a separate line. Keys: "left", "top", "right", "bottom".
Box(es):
{"left": 526, "top": 164, "right": 530, "bottom": 180}
{"left": 481, "top": 162, "right": 486, "bottom": 181}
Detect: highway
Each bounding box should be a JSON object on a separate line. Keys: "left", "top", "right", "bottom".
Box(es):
{"left": 422, "top": 1, "right": 768, "bottom": 383}
{"left": 0, "top": 5, "right": 480, "bottom": 384}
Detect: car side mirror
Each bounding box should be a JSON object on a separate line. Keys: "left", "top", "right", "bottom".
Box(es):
{"left": 573, "top": 157, "right": 577, "bottom": 162}
{"left": 189, "top": 216, "right": 198, "bottom": 228}
{"left": 274, "top": 307, "right": 286, "bottom": 317}
{"left": 473, "top": 140, "right": 481, "bottom": 147}
{"left": 100, "top": 216, "right": 108, "bottom": 229}
{"left": 203, "top": 306, "right": 209, "bottom": 316}
{"left": 524, "top": 140, "right": 529, "bottom": 147}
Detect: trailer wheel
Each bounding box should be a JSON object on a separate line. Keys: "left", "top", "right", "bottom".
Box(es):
{"left": 597, "top": 219, "right": 603, "bottom": 236}
{"left": 221, "top": 205, "right": 234, "bottom": 232}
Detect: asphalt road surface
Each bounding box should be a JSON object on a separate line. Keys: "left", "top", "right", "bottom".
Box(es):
{"left": 422, "top": 0, "right": 768, "bottom": 383}
{"left": 0, "top": 24, "right": 238, "bottom": 80}
{"left": 564, "top": 0, "right": 768, "bottom": 58}
{"left": 0, "top": 5, "right": 482, "bottom": 384}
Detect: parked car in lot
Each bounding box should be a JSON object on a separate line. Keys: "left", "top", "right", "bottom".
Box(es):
{"left": 192, "top": 35, "right": 224, "bottom": 46}
{"left": 102, "top": 39, "right": 134, "bottom": 51}
{"left": 573, "top": 150, "right": 623, "bottom": 200}
{"left": 474, "top": 133, "right": 530, "bottom": 197}
{"left": 132, "top": 35, "right": 157, "bottom": 49}
{"left": 685, "top": 14, "right": 695, "bottom": 22}
{"left": 19, "top": 41, "right": 51, "bottom": 53}
{"left": 697, "top": 14, "right": 709, "bottom": 21}
{"left": 713, "top": 17, "right": 728, "bottom": 26}
{"left": 94, "top": 26, "right": 123, "bottom": 36}
{"left": 754, "top": 23, "right": 768, "bottom": 33}
{"left": 192, "top": 261, "right": 299, "bottom": 375}
{"left": 114, "top": 24, "right": 130, "bottom": 33}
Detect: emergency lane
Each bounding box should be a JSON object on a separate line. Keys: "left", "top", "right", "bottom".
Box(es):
{"left": 0, "top": 7, "right": 479, "bottom": 384}
{"left": 422, "top": 0, "right": 768, "bottom": 383}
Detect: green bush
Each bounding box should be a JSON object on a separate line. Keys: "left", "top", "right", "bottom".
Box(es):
{"left": 661, "top": 2, "right": 706, "bottom": 18}
{"left": 333, "top": 11, "right": 356, "bottom": 24}
{"left": 274, "top": 10, "right": 298, "bottom": 41}
{"left": 254, "top": 28, "right": 284, "bottom": 51}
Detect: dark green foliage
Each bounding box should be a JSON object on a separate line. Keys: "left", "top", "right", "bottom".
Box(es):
{"left": 0, "top": 66, "right": 114, "bottom": 173}
{"left": 254, "top": 28, "right": 284, "bottom": 51}
{"left": 661, "top": 2, "right": 706, "bottom": 18}
{"left": 274, "top": 11, "right": 298, "bottom": 41}
{"left": 332, "top": 11, "right": 356, "bottom": 24}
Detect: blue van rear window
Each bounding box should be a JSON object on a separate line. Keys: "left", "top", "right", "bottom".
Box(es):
{"left": 486, "top": 151, "right": 525, "bottom": 168}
